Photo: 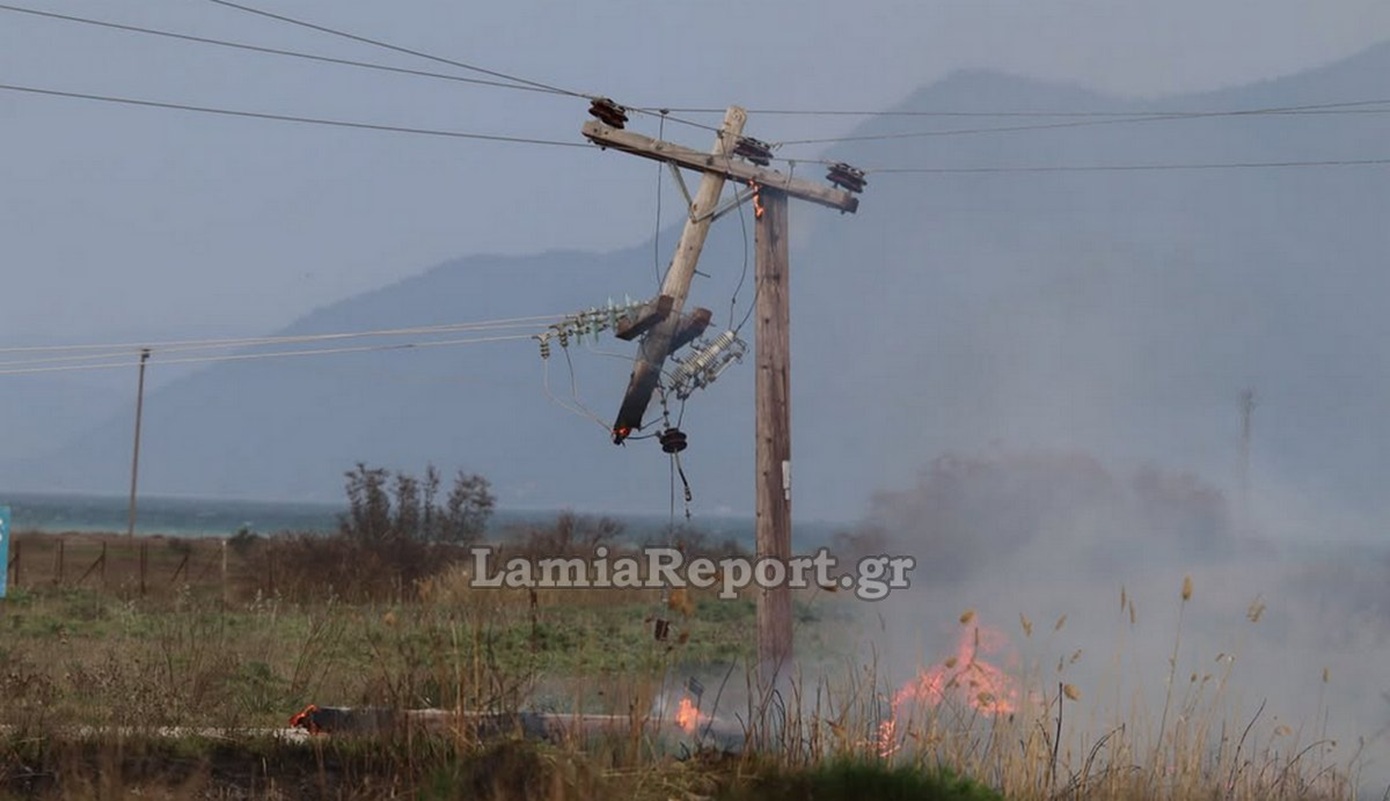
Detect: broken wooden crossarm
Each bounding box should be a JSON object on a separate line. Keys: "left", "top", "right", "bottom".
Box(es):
{"left": 614, "top": 295, "right": 674, "bottom": 341}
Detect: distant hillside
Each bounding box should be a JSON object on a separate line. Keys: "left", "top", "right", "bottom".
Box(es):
{"left": 6, "top": 43, "right": 1390, "bottom": 533}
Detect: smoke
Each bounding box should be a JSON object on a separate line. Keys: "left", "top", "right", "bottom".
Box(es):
{"left": 829, "top": 447, "right": 1390, "bottom": 795}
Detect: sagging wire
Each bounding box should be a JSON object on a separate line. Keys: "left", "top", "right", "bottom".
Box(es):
{"left": 732, "top": 177, "right": 757, "bottom": 336}
{"left": 536, "top": 332, "right": 610, "bottom": 434}
{"left": 726, "top": 180, "right": 751, "bottom": 330}
{"left": 561, "top": 336, "right": 612, "bottom": 430}
{"left": 581, "top": 339, "right": 635, "bottom": 362}
{"left": 732, "top": 161, "right": 795, "bottom": 336}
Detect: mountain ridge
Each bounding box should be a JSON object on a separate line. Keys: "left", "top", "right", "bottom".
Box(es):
{"left": 6, "top": 46, "right": 1389, "bottom": 534}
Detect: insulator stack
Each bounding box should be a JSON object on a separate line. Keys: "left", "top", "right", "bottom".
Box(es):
{"left": 733, "top": 136, "right": 774, "bottom": 166}
{"left": 534, "top": 335, "right": 552, "bottom": 360}
{"left": 548, "top": 297, "right": 647, "bottom": 345}
{"left": 669, "top": 330, "right": 745, "bottom": 400}
{"left": 588, "top": 97, "right": 629, "bottom": 129}
{"left": 826, "top": 162, "right": 867, "bottom": 193}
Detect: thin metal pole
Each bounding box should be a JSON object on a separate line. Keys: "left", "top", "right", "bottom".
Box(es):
{"left": 1238, "top": 388, "right": 1256, "bottom": 535}
{"left": 126, "top": 348, "right": 150, "bottom": 540}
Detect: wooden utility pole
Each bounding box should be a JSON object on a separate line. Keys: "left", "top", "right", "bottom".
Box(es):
{"left": 609, "top": 107, "right": 746, "bottom": 440}
{"left": 582, "top": 105, "right": 861, "bottom": 684}
{"left": 126, "top": 347, "right": 150, "bottom": 540}
{"left": 754, "top": 188, "right": 793, "bottom": 678}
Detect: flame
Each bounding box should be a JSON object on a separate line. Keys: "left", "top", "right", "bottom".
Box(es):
{"left": 748, "top": 179, "right": 765, "bottom": 219}
{"left": 878, "top": 622, "right": 1022, "bottom": 756}
{"left": 675, "top": 696, "right": 705, "bottom": 734}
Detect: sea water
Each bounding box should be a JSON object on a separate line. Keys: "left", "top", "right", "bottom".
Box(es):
{"left": 0, "top": 491, "right": 842, "bottom": 551}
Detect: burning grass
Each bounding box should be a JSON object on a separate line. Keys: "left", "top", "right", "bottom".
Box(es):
{"left": 843, "top": 575, "right": 1368, "bottom": 801}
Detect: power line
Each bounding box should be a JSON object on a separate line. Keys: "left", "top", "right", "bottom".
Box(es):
{"left": 204, "top": 0, "right": 586, "bottom": 99}
{"left": 661, "top": 99, "right": 1390, "bottom": 119}
{"left": 0, "top": 314, "right": 566, "bottom": 356}
{"left": 11, "top": 3, "right": 1384, "bottom": 161}
{"left": 0, "top": 333, "right": 535, "bottom": 377}
{"left": 868, "top": 157, "right": 1390, "bottom": 174}
{"left": 0, "top": 4, "right": 560, "bottom": 96}
{"left": 0, "top": 81, "right": 593, "bottom": 148}
{"left": 774, "top": 99, "right": 1390, "bottom": 147}
{"left": 0, "top": 4, "right": 717, "bottom": 135}
{"left": 5, "top": 84, "right": 1385, "bottom": 185}
{"left": 199, "top": 1, "right": 720, "bottom": 135}
{"left": 0, "top": 324, "right": 552, "bottom": 371}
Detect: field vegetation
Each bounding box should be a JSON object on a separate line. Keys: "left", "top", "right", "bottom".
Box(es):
{"left": 0, "top": 462, "right": 1371, "bottom": 799}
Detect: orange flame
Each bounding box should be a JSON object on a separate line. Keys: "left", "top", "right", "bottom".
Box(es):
{"left": 748, "top": 179, "right": 765, "bottom": 219}
{"left": 878, "top": 622, "right": 1022, "bottom": 756}
{"left": 675, "top": 696, "right": 704, "bottom": 734}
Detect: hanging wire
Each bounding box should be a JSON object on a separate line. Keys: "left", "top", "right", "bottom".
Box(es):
{"left": 560, "top": 339, "right": 612, "bottom": 430}
{"left": 727, "top": 179, "right": 751, "bottom": 330}
{"left": 540, "top": 348, "right": 609, "bottom": 433}
{"left": 732, "top": 176, "right": 758, "bottom": 336}
{"left": 653, "top": 111, "right": 667, "bottom": 290}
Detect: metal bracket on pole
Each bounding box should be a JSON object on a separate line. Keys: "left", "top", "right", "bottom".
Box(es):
{"left": 699, "top": 188, "right": 758, "bottom": 224}
{"left": 668, "top": 163, "right": 694, "bottom": 217}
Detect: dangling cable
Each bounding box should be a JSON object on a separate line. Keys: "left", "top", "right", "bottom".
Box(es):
{"left": 561, "top": 341, "right": 612, "bottom": 429}
{"left": 541, "top": 351, "right": 608, "bottom": 433}
{"left": 731, "top": 180, "right": 757, "bottom": 335}
{"left": 653, "top": 111, "right": 668, "bottom": 291}
{"left": 674, "top": 452, "right": 693, "bottom": 521}
{"left": 727, "top": 178, "right": 751, "bottom": 330}
{"left": 654, "top": 385, "right": 694, "bottom": 525}
{"left": 536, "top": 332, "right": 612, "bottom": 434}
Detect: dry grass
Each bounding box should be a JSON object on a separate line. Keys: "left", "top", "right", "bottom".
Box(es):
{"left": 803, "top": 574, "right": 1366, "bottom": 801}
{"left": 0, "top": 531, "right": 1374, "bottom": 800}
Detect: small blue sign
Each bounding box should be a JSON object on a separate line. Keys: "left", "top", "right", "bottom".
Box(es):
{"left": 0, "top": 505, "right": 9, "bottom": 598}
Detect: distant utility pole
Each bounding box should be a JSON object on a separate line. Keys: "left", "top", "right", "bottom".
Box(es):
{"left": 583, "top": 102, "right": 863, "bottom": 681}
{"left": 126, "top": 347, "right": 150, "bottom": 540}
{"left": 1238, "top": 388, "right": 1256, "bottom": 536}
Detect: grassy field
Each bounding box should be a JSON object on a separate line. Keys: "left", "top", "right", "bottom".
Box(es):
{"left": 0, "top": 528, "right": 1367, "bottom": 799}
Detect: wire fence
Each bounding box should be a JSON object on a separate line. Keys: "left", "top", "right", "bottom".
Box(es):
{"left": 4, "top": 533, "right": 244, "bottom": 600}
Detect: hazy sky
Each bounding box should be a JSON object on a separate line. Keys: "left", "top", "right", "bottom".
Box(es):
{"left": 4, "top": 0, "right": 1390, "bottom": 347}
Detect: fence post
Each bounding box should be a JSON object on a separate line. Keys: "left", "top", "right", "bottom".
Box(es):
{"left": 9, "top": 540, "right": 19, "bottom": 591}
{"left": 54, "top": 538, "right": 65, "bottom": 586}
